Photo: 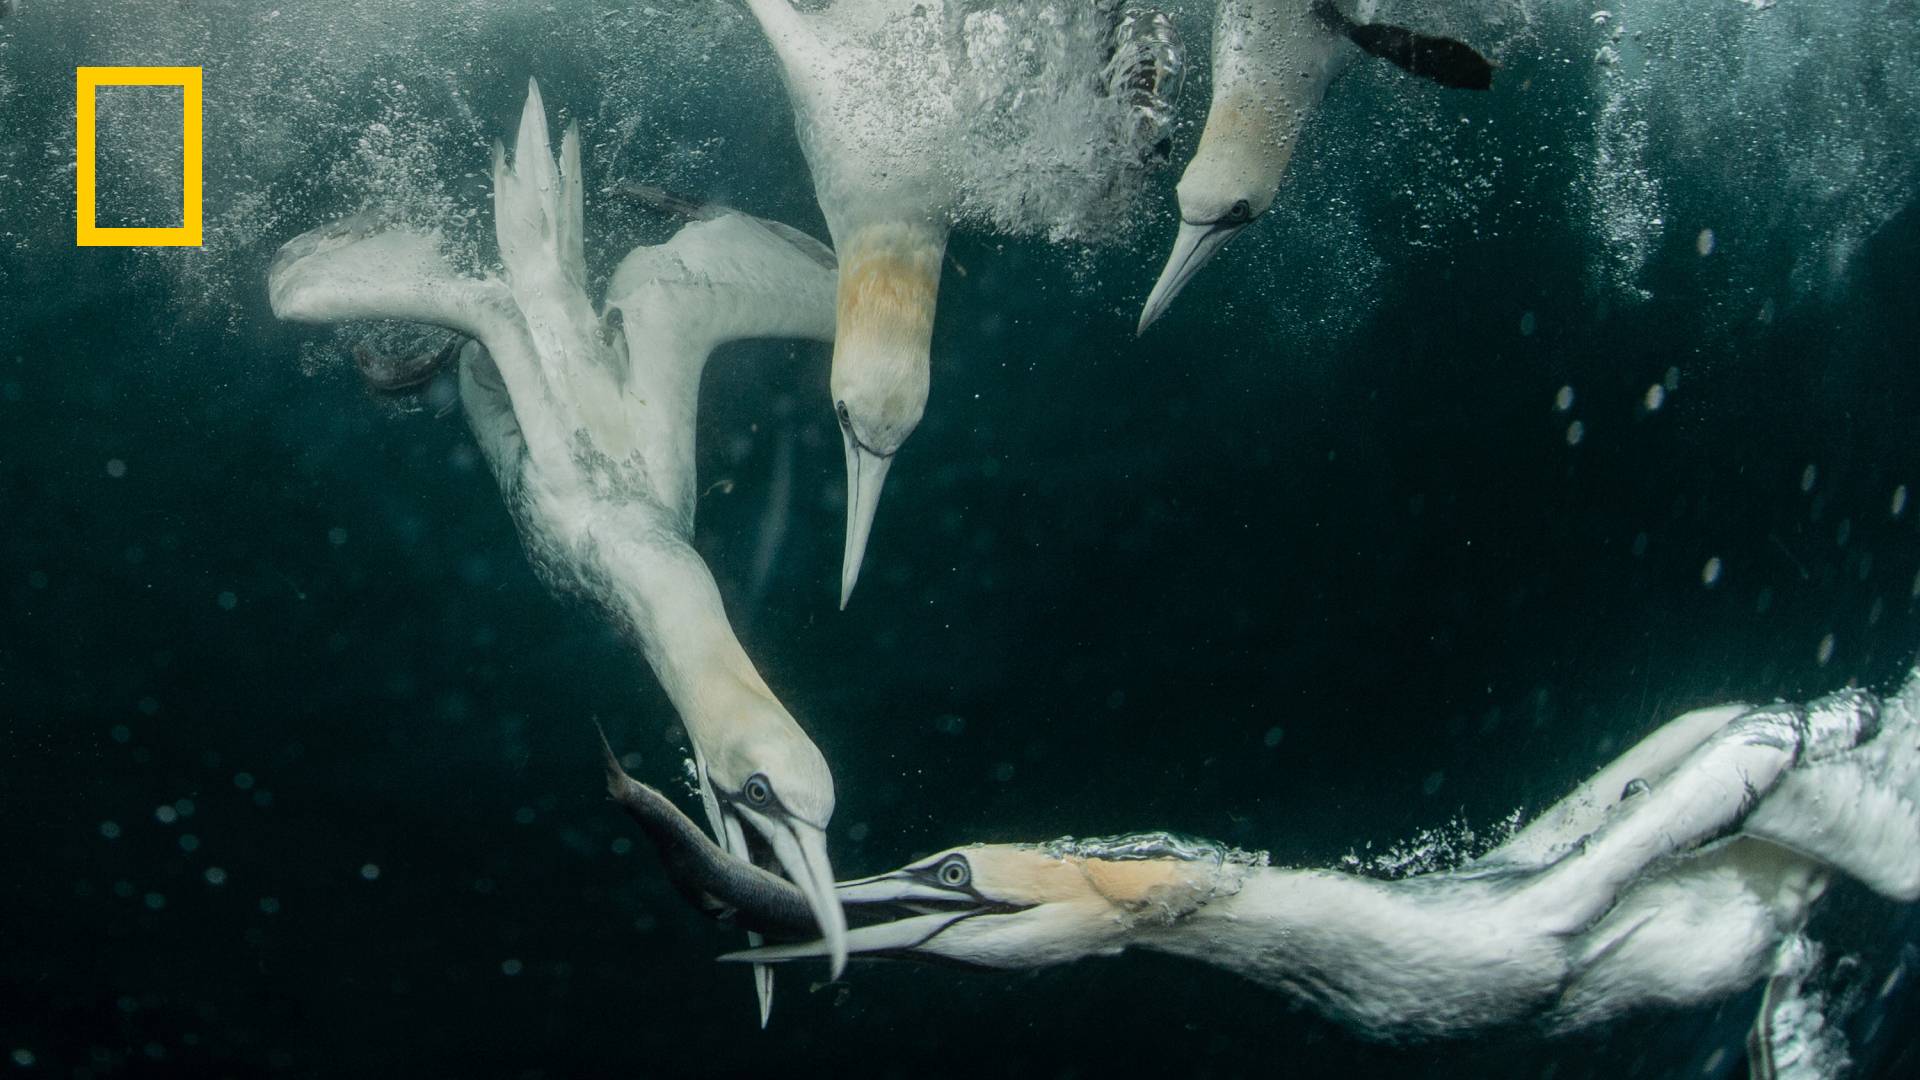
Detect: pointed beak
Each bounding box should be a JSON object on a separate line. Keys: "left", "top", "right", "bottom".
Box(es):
{"left": 734, "top": 805, "right": 849, "bottom": 979}
{"left": 719, "top": 912, "right": 969, "bottom": 963}
{"left": 718, "top": 871, "right": 1007, "bottom": 965}
{"left": 838, "top": 430, "right": 894, "bottom": 609}
{"left": 1137, "top": 219, "right": 1246, "bottom": 336}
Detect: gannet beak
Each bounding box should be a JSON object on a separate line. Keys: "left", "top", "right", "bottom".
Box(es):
{"left": 733, "top": 805, "right": 850, "bottom": 979}
{"left": 1137, "top": 219, "right": 1247, "bottom": 335}
{"left": 719, "top": 870, "right": 988, "bottom": 964}
{"left": 839, "top": 430, "right": 894, "bottom": 609}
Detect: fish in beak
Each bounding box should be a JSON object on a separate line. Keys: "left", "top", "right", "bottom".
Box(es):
{"left": 1137, "top": 218, "right": 1248, "bottom": 336}
{"left": 724, "top": 798, "right": 849, "bottom": 980}
{"left": 610, "top": 735, "right": 849, "bottom": 983}
{"left": 838, "top": 427, "right": 893, "bottom": 609}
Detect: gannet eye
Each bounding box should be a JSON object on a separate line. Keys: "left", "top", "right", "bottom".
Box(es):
{"left": 743, "top": 774, "right": 773, "bottom": 808}
{"left": 1224, "top": 199, "right": 1251, "bottom": 223}
{"left": 935, "top": 855, "right": 971, "bottom": 888}
{"left": 834, "top": 400, "right": 852, "bottom": 429}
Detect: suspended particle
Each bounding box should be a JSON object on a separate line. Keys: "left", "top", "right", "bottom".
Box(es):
{"left": 1695, "top": 228, "right": 1716, "bottom": 257}
{"left": 1520, "top": 311, "right": 1537, "bottom": 336}
{"left": 1800, "top": 464, "right": 1817, "bottom": 493}
{"left": 1644, "top": 384, "right": 1665, "bottom": 411}
{"left": 1554, "top": 385, "right": 1575, "bottom": 412}
{"left": 1816, "top": 633, "right": 1836, "bottom": 666}
{"left": 1566, "top": 420, "right": 1585, "bottom": 446}
{"left": 1702, "top": 557, "right": 1723, "bottom": 587}
{"left": 1892, "top": 485, "right": 1908, "bottom": 519}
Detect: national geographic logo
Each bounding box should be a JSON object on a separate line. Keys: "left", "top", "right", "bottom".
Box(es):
{"left": 74, "top": 66, "right": 203, "bottom": 247}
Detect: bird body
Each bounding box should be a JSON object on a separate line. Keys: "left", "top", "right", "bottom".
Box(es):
{"left": 268, "top": 80, "right": 851, "bottom": 986}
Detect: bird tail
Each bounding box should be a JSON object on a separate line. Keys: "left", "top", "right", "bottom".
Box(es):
{"left": 492, "top": 78, "right": 588, "bottom": 304}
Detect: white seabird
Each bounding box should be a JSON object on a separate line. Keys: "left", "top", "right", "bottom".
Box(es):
{"left": 712, "top": 673, "right": 1919, "bottom": 1064}
{"left": 267, "top": 80, "right": 852, "bottom": 1003}
{"left": 1138, "top": 0, "right": 1493, "bottom": 334}
{"left": 743, "top": 0, "right": 956, "bottom": 608}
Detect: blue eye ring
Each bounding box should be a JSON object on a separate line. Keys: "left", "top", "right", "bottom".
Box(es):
{"left": 936, "top": 855, "right": 971, "bottom": 888}
{"left": 743, "top": 774, "right": 772, "bottom": 807}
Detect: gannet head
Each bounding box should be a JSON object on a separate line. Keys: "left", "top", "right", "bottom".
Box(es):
{"left": 695, "top": 683, "right": 848, "bottom": 978}
{"left": 829, "top": 221, "right": 944, "bottom": 608}
{"left": 724, "top": 834, "right": 1250, "bottom": 970}
{"left": 1136, "top": 153, "right": 1277, "bottom": 335}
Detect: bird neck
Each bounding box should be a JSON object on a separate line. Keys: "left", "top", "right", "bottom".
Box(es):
{"left": 1195, "top": 0, "right": 1348, "bottom": 186}
{"left": 1133, "top": 863, "right": 1372, "bottom": 969}
{"left": 1132, "top": 865, "right": 1481, "bottom": 1037}
{"left": 571, "top": 501, "right": 780, "bottom": 742}
{"left": 832, "top": 220, "right": 947, "bottom": 397}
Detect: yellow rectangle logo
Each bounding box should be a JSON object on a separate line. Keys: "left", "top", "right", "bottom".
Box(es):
{"left": 75, "top": 66, "right": 203, "bottom": 247}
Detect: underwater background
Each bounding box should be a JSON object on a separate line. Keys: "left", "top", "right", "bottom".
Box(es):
{"left": 5, "top": 0, "right": 1920, "bottom": 1075}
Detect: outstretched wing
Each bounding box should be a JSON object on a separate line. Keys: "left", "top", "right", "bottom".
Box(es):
{"left": 1477, "top": 704, "right": 1749, "bottom": 872}
{"left": 606, "top": 211, "right": 836, "bottom": 351}
{"left": 268, "top": 215, "right": 520, "bottom": 349}
{"left": 601, "top": 210, "right": 837, "bottom": 526}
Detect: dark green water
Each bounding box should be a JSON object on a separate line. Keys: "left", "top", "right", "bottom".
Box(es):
{"left": 5, "top": 1, "right": 1920, "bottom": 1076}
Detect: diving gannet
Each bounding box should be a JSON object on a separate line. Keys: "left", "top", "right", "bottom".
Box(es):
{"left": 619, "top": 672, "right": 1920, "bottom": 1056}
{"left": 268, "top": 80, "right": 852, "bottom": 987}
{"left": 1136, "top": 0, "right": 1493, "bottom": 334}
{"left": 742, "top": 0, "right": 1185, "bottom": 606}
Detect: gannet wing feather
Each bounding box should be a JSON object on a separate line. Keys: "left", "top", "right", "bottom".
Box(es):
{"left": 1742, "top": 675, "right": 1920, "bottom": 901}
{"left": 606, "top": 212, "right": 837, "bottom": 350}
{"left": 267, "top": 218, "right": 520, "bottom": 349}
{"left": 599, "top": 209, "right": 836, "bottom": 537}
{"left": 741, "top": 0, "right": 832, "bottom": 85}
{"left": 1479, "top": 704, "right": 1750, "bottom": 870}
